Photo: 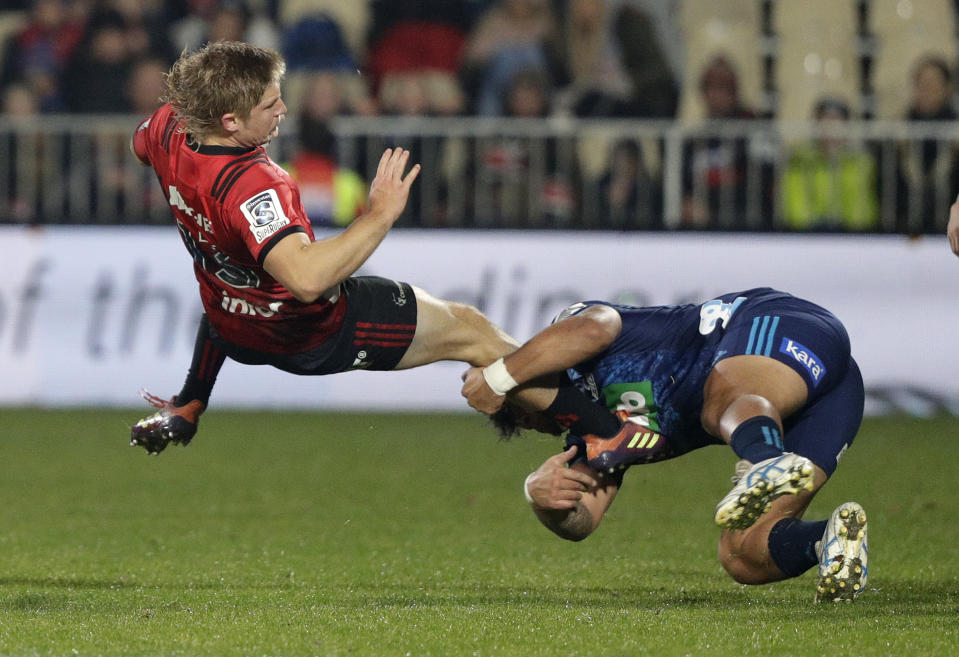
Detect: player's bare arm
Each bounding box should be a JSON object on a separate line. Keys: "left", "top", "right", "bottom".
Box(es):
{"left": 461, "top": 305, "right": 623, "bottom": 414}
{"left": 526, "top": 445, "right": 618, "bottom": 541}
{"left": 263, "top": 148, "right": 421, "bottom": 302}
{"left": 948, "top": 193, "right": 959, "bottom": 256}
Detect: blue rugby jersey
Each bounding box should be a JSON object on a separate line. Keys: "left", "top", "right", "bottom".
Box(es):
{"left": 565, "top": 287, "right": 832, "bottom": 455}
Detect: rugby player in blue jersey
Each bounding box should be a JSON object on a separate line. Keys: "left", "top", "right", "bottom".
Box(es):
{"left": 461, "top": 287, "right": 868, "bottom": 602}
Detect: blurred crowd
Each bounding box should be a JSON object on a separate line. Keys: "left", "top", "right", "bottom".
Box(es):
{"left": 1, "top": 0, "right": 958, "bottom": 233}
{"left": 0, "top": 0, "right": 682, "bottom": 119}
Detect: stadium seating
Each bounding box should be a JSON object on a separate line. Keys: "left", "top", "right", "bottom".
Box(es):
{"left": 869, "top": 0, "right": 958, "bottom": 119}
{"left": 0, "top": 11, "right": 27, "bottom": 78}
{"left": 679, "top": 0, "right": 763, "bottom": 122}
{"left": 278, "top": 0, "right": 371, "bottom": 62}
{"left": 773, "top": 0, "right": 862, "bottom": 121}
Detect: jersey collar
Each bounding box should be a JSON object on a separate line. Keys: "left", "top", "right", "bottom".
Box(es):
{"left": 187, "top": 134, "right": 259, "bottom": 156}
{"left": 194, "top": 143, "right": 260, "bottom": 156}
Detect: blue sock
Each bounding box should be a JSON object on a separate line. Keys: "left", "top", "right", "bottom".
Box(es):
{"left": 767, "top": 517, "right": 828, "bottom": 577}
{"left": 729, "top": 416, "right": 784, "bottom": 463}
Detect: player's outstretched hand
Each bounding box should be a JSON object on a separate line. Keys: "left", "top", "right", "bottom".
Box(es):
{"left": 460, "top": 365, "right": 507, "bottom": 415}
{"left": 948, "top": 194, "right": 959, "bottom": 256}
{"left": 524, "top": 445, "right": 598, "bottom": 510}
{"left": 366, "top": 147, "right": 421, "bottom": 225}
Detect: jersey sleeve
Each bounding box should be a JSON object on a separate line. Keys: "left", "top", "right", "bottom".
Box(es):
{"left": 132, "top": 104, "right": 174, "bottom": 166}
{"left": 229, "top": 182, "right": 309, "bottom": 265}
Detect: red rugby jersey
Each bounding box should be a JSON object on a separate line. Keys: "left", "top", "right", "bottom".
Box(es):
{"left": 133, "top": 104, "right": 347, "bottom": 354}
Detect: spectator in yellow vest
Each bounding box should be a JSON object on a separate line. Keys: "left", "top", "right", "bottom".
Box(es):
{"left": 782, "top": 98, "right": 878, "bottom": 232}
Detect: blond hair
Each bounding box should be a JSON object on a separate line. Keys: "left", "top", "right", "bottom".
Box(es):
{"left": 163, "top": 41, "right": 286, "bottom": 139}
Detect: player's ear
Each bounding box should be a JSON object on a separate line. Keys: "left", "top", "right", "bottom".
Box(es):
{"left": 220, "top": 112, "right": 240, "bottom": 134}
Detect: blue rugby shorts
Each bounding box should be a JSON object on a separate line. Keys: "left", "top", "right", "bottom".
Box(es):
{"left": 714, "top": 295, "right": 864, "bottom": 476}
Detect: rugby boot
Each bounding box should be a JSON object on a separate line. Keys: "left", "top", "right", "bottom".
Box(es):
{"left": 130, "top": 390, "right": 205, "bottom": 455}
{"left": 714, "top": 452, "right": 815, "bottom": 530}
{"left": 584, "top": 422, "right": 669, "bottom": 474}
{"left": 815, "top": 502, "right": 869, "bottom": 603}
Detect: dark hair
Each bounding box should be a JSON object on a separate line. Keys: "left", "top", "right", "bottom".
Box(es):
{"left": 814, "top": 96, "right": 851, "bottom": 120}
{"left": 699, "top": 55, "right": 739, "bottom": 94}
{"left": 611, "top": 138, "right": 642, "bottom": 162}
{"left": 490, "top": 405, "right": 523, "bottom": 440}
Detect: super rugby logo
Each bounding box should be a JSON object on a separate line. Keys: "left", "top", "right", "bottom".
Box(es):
{"left": 250, "top": 199, "right": 275, "bottom": 225}
{"left": 240, "top": 189, "right": 291, "bottom": 244}
{"left": 779, "top": 337, "right": 826, "bottom": 386}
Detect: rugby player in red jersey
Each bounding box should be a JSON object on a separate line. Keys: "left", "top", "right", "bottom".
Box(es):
{"left": 129, "top": 41, "right": 633, "bottom": 454}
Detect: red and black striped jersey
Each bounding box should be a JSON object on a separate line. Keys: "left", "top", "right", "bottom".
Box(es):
{"left": 133, "top": 104, "right": 346, "bottom": 354}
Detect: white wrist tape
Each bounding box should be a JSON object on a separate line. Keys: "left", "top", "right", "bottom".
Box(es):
{"left": 523, "top": 472, "right": 536, "bottom": 504}
{"left": 482, "top": 358, "right": 519, "bottom": 396}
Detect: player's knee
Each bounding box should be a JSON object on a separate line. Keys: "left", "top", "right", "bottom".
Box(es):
{"left": 446, "top": 299, "right": 483, "bottom": 325}
{"left": 701, "top": 393, "right": 778, "bottom": 439}
{"left": 446, "top": 301, "right": 514, "bottom": 361}
{"left": 446, "top": 300, "right": 487, "bottom": 335}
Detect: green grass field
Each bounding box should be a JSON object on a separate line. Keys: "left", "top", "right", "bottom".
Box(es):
{"left": 0, "top": 409, "right": 956, "bottom": 656}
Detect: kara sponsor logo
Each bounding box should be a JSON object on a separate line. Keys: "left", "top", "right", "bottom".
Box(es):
{"left": 220, "top": 291, "right": 282, "bottom": 317}
{"left": 240, "top": 189, "right": 290, "bottom": 243}
{"left": 779, "top": 337, "right": 826, "bottom": 386}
